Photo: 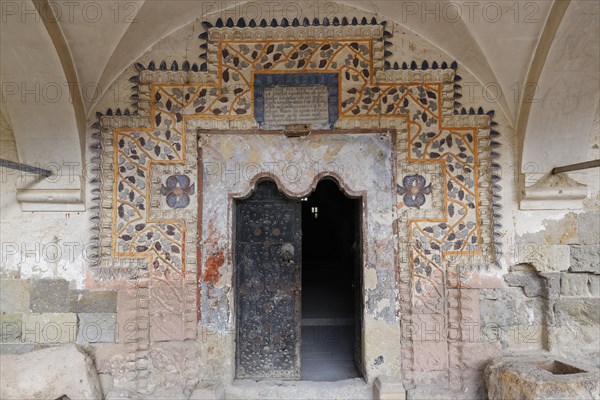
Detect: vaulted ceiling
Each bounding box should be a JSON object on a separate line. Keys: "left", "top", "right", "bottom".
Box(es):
{"left": 1, "top": 0, "right": 598, "bottom": 177}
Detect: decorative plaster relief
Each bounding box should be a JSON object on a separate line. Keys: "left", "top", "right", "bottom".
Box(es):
{"left": 89, "top": 18, "right": 503, "bottom": 389}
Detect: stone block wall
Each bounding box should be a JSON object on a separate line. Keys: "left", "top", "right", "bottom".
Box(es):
{"left": 0, "top": 278, "right": 117, "bottom": 354}
{"left": 486, "top": 210, "right": 600, "bottom": 363}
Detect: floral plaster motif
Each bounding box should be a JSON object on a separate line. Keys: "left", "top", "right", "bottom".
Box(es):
{"left": 161, "top": 175, "right": 195, "bottom": 209}
{"left": 398, "top": 174, "right": 432, "bottom": 208}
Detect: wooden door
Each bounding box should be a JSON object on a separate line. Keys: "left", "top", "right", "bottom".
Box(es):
{"left": 235, "top": 180, "right": 302, "bottom": 379}
{"left": 352, "top": 200, "right": 364, "bottom": 376}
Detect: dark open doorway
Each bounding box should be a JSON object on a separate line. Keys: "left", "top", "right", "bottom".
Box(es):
{"left": 301, "top": 178, "right": 363, "bottom": 381}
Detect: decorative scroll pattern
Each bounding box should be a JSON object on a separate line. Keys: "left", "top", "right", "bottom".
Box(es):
{"left": 92, "top": 20, "right": 502, "bottom": 390}
{"left": 96, "top": 22, "right": 499, "bottom": 299}
{"left": 113, "top": 127, "right": 187, "bottom": 278}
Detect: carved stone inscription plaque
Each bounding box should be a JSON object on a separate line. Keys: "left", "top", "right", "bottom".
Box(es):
{"left": 263, "top": 86, "right": 329, "bottom": 128}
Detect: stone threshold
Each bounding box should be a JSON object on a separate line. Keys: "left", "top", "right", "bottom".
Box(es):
{"left": 225, "top": 378, "right": 371, "bottom": 400}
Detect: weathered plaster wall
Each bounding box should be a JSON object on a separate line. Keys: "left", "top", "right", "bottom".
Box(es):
{"left": 0, "top": 110, "right": 112, "bottom": 366}
{"left": 483, "top": 108, "right": 600, "bottom": 362}
{"left": 0, "top": 105, "right": 90, "bottom": 285}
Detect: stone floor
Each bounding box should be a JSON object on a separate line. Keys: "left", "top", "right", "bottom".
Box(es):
{"left": 301, "top": 325, "right": 361, "bottom": 381}
{"left": 301, "top": 277, "right": 361, "bottom": 382}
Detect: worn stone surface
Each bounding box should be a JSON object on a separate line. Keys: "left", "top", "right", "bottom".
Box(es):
{"left": 0, "top": 312, "right": 21, "bottom": 342}
{"left": 569, "top": 245, "right": 600, "bottom": 274}
{"left": 541, "top": 273, "right": 561, "bottom": 300}
{"left": 447, "top": 289, "right": 482, "bottom": 342}
{"left": 30, "top": 279, "right": 70, "bottom": 312}
{"left": 460, "top": 370, "right": 489, "bottom": 400}
{"left": 552, "top": 323, "right": 600, "bottom": 364}
{"left": 446, "top": 342, "right": 502, "bottom": 399}
{"left": 0, "top": 343, "right": 36, "bottom": 354}
{"left": 561, "top": 273, "right": 600, "bottom": 296}
{"left": 479, "top": 288, "right": 545, "bottom": 350}
{"left": 116, "top": 289, "right": 139, "bottom": 344}
{"left": 86, "top": 342, "right": 138, "bottom": 392}
{"left": 70, "top": 290, "right": 118, "bottom": 313}
{"left": 554, "top": 298, "right": 600, "bottom": 326}
{"left": 106, "top": 386, "right": 197, "bottom": 400}
{"left": 225, "top": 378, "right": 371, "bottom": 399}
{"left": 407, "top": 314, "right": 446, "bottom": 342}
{"left": 145, "top": 340, "right": 200, "bottom": 392}
{"left": 406, "top": 388, "right": 465, "bottom": 400}
{"left": 408, "top": 370, "right": 449, "bottom": 387}
{"left": 577, "top": 211, "right": 600, "bottom": 245}
{"left": 0, "top": 279, "right": 30, "bottom": 312}
{"left": 516, "top": 244, "right": 570, "bottom": 272}
{"left": 189, "top": 382, "right": 226, "bottom": 400}
{"left": 21, "top": 312, "right": 77, "bottom": 343}
{"left": 480, "top": 289, "right": 518, "bottom": 327}
{"left": 485, "top": 356, "right": 600, "bottom": 400}
{"left": 152, "top": 387, "right": 193, "bottom": 399}
{"left": 505, "top": 271, "right": 544, "bottom": 297}
{"left": 453, "top": 342, "right": 502, "bottom": 372}
{"left": 502, "top": 323, "right": 545, "bottom": 352}
{"left": 94, "top": 340, "right": 203, "bottom": 393}
{"left": 98, "top": 373, "right": 115, "bottom": 396}
{"left": 373, "top": 376, "right": 406, "bottom": 400}
{"left": 549, "top": 294, "right": 600, "bottom": 359}
{"left": 149, "top": 277, "right": 196, "bottom": 342}
{"left": 504, "top": 268, "right": 560, "bottom": 299}
{"left": 0, "top": 344, "right": 103, "bottom": 399}
{"left": 87, "top": 343, "right": 131, "bottom": 374}
{"left": 413, "top": 341, "right": 449, "bottom": 371}
{"left": 480, "top": 288, "right": 544, "bottom": 328}
{"left": 77, "top": 313, "right": 117, "bottom": 343}
{"left": 105, "top": 388, "right": 141, "bottom": 399}
{"left": 553, "top": 324, "right": 600, "bottom": 355}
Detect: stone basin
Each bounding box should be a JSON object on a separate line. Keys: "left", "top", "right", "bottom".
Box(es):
{"left": 485, "top": 355, "right": 600, "bottom": 400}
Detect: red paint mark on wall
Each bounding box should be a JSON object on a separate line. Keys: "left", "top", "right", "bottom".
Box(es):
{"left": 204, "top": 250, "right": 224, "bottom": 283}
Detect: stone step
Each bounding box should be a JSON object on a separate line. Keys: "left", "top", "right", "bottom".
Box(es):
{"left": 226, "top": 378, "right": 371, "bottom": 400}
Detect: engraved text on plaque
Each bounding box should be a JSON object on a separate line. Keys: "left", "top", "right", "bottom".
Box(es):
{"left": 263, "top": 86, "right": 330, "bottom": 129}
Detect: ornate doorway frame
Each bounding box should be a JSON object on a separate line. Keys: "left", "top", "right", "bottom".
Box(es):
{"left": 91, "top": 17, "right": 501, "bottom": 392}
{"left": 199, "top": 131, "right": 399, "bottom": 383}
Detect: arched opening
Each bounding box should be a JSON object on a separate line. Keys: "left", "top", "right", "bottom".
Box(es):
{"left": 301, "top": 178, "right": 363, "bottom": 381}
{"left": 233, "top": 177, "right": 364, "bottom": 381}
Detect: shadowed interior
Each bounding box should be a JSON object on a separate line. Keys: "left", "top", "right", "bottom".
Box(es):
{"left": 301, "top": 179, "right": 362, "bottom": 381}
